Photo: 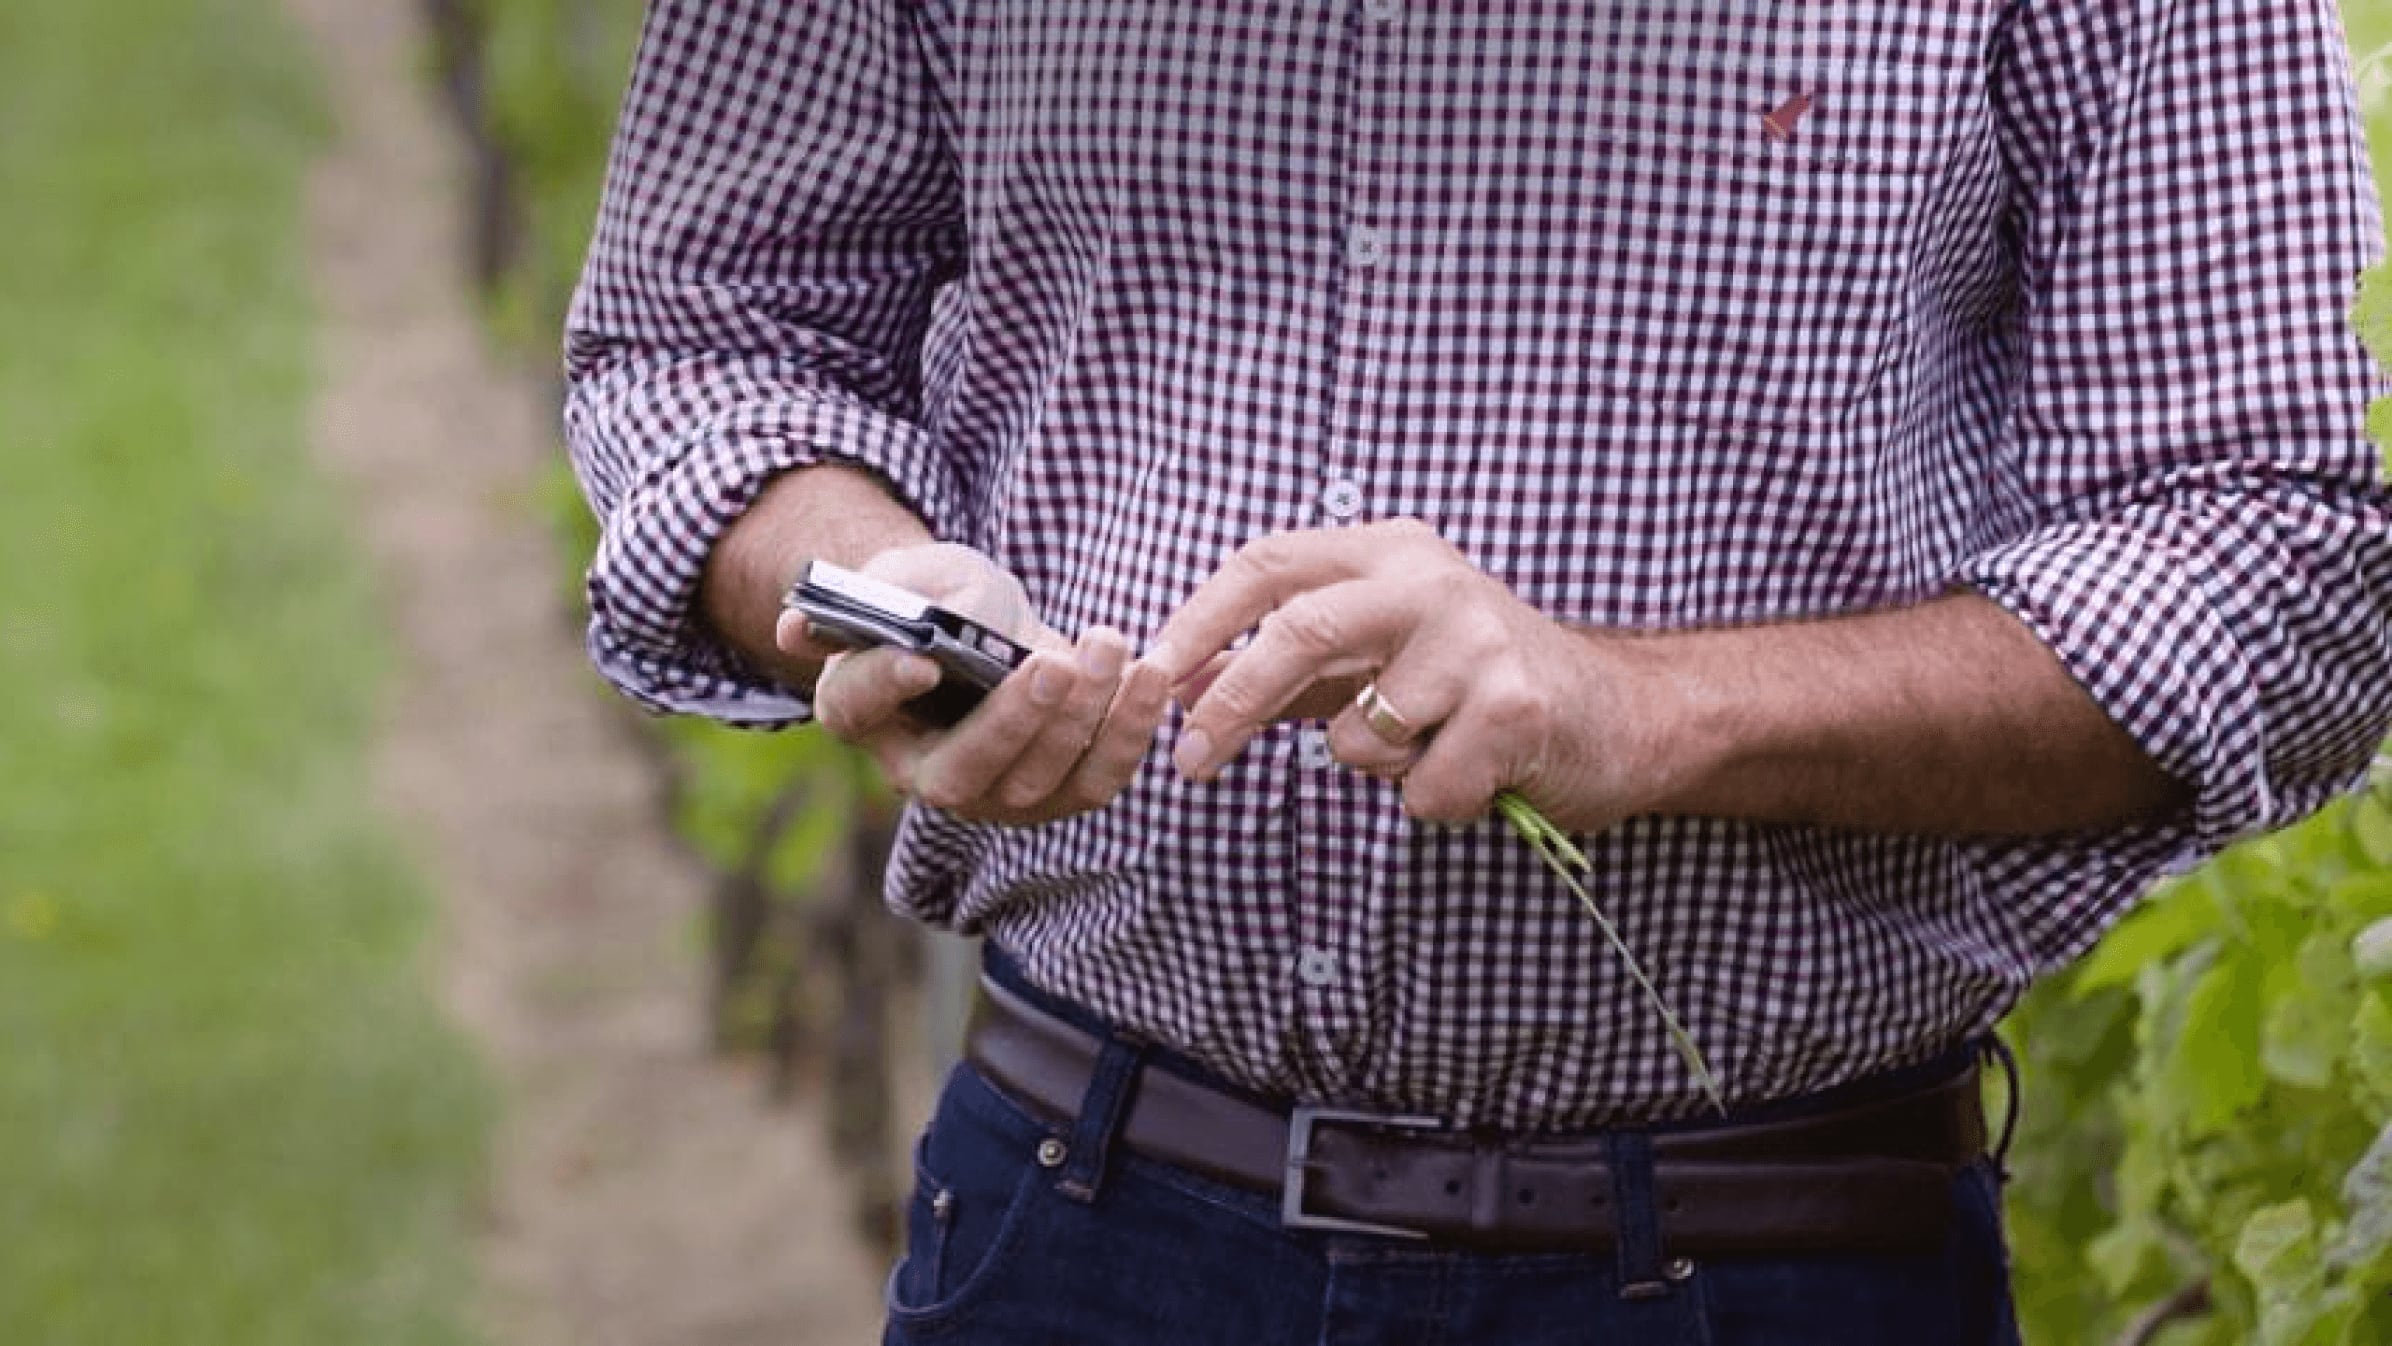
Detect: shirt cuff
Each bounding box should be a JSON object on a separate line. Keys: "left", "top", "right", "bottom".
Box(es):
{"left": 1958, "top": 515, "right": 2277, "bottom": 868}
{"left": 583, "top": 396, "right": 959, "bottom": 723}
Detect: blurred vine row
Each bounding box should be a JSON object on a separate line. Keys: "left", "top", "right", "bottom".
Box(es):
{"left": 426, "top": 2, "right": 2392, "bottom": 1337}
{"left": 421, "top": 0, "right": 916, "bottom": 1252}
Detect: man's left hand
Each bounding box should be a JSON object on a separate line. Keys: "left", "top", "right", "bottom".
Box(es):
{"left": 1143, "top": 519, "right": 1674, "bottom": 829}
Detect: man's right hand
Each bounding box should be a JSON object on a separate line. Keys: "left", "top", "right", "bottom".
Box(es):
{"left": 792, "top": 543, "right": 1172, "bottom": 826}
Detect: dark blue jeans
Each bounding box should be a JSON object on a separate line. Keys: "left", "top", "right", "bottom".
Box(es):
{"left": 882, "top": 1059, "right": 2022, "bottom": 1344}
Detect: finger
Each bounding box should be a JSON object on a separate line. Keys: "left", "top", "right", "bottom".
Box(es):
{"left": 1327, "top": 713, "right": 1428, "bottom": 778}
{"left": 775, "top": 608, "right": 858, "bottom": 666}
{"left": 1399, "top": 728, "right": 1508, "bottom": 825}
{"left": 862, "top": 540, "right": 993, "bottom": 600}
{"left": 1168, "top": 661, "right": 1362, "bottom": 724}
{"left": 873, "top": 729, "right": 938, "bottom": 799}
{"left": 990, "top": 628, "right": 1130, "bottom": 810}
{"left": 1327, "top": 668, "right": 1454, "bottom": 774}
{"left": 863, "top": 542, "right": 1056, "bottom": 648}
{"left": 814, "top": 647, "right": 943, "bottom": 743}
{"left": 909, "top": 646, "right": 1080, "bottom": 811}
{"left": 774, "top": 607, "right": 818, "bottom": 656}
{"left": 810, "top": 649, "right": 944, "bottom": 796}
{"left": 1163, "top": 651, "right": 1235, "bottom": 712}
{"left": 1144, "top": 530, "right": 1375, "bottom": 686}
{"left": 1174, "top": 581, "right": 1418, "bottom": 780}
{"left": 1058, "top": 655, "right": 1174, "bottom": 808}
{"left": 1282, "top": 673, "right": 1367, "bottom": 724}
{"left": 1332, "top": 723, "right": 1424, "bottom": 782}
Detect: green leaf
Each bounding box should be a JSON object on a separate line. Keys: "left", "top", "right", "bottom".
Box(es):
{"left": 2354, "top": 794, "right": 2392, "bottom": 868}
{"left": 2166, "top": 952, "right": 2268, "bottom": 1138}
{"left": 2116, "top": 1122, "right": 2171, "bottom": 1220}
{"left": 2333, "top": 1121, "right": 2392, "bottom": 1273}
{"left": 2040, "top": 984, "right": 2135, "bottom": 1069}
{"left": 2351, "top": 265, "right": 2392, "bottom": 375}
{"left": 2355, "top": 918, "right": 2392, "bottom": 982}
{"left": 2370, "top": 397, "right": 2392, "bottom": 463}
{"left": 2264, "top": 996, "right": 2346, "bottom": 1090}
{"left": 2356, "top": 992, "right": 2392, "bottom": 1120}
{"left": 2087, "top": 1217, "right": 2164, "bottom": 1297}
{"left": 2329, "top": 875, "right": 2392, "bottom": 929}
{"left": 2234, "top": 1200, "right": 2337, "bottom": 1346}
{"left": 2265, "top": 934, "right": 2359, "bottom": 1090}
{"left": 2076, "top": 884, "right": 2224, "bottom": 997}
{"left": 2235, "top": 1198, "right": 2318, "bottom": 1289}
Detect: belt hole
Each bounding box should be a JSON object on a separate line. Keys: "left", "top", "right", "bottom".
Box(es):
{"left": 1663, "top": 1197, "right": 1681, "bottom": 1214}
{"left": 1517, "top": 1188, "right": 1535, "bottom": 1206}
{"left": 1444, "top": 1178, "right": 1463, "bottom": 1196}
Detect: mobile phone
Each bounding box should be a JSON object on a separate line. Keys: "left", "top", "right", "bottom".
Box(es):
{"left": 783, "top": 559, "right": 1032, "bottom": 727}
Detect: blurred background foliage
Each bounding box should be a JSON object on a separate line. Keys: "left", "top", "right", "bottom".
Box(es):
{"left": 0, "top": 3, "right": 489, "bottom": 1342}
{"left": 443, "top": 2, "right": 2392, "bottom": 1342}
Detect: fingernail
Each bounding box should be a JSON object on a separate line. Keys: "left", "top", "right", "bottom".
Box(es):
{"left": 774, "top": 611, "right": 811, "bottom": 651}
{"left": 1174, "top": 728, "right": 1213, "bottom": 779}
{"left": 1030, "top": 662, "right": 1066, "bottom": 707}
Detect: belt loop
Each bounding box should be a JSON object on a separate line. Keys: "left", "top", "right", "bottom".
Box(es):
{"left": 1605, "top": 1131, "right": 1670, "bottom": 1299}
{"left": 1980, "top": 1035, "right": 2022, "bottom": 1181}
{"left": 1054, "top": 1032, "right": 1147, "bottom": 1204}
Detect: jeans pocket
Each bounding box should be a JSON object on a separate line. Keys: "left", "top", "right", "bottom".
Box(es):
{"left": 1954, "top": 1157, "right": 2024, "bottom": 1346}
{"left": 885, "top": 1069, "right": 1054, "bottom": 1334}
{"left": 1690, "top": 1161, "right": 2021, "bottom": 1346}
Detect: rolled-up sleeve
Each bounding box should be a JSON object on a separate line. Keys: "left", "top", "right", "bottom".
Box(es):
{"left": 563, "top": 0, "right": 964, "bottom": 722}
{"left": 1962, "top": 0, "right": 2392, "bottom": 960}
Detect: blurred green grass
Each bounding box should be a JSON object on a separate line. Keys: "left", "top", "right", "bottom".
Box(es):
{"left": 0, "top": 2, "right": 491, "bottom": 1343}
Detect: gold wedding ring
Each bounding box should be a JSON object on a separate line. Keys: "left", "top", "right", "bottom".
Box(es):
{"left": 1353, "top": 681, "right": 1422, "bottom": 746}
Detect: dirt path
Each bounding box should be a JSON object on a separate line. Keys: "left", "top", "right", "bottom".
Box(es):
{"left": 286, "top": 2, "right": 886, "bottom": 1342}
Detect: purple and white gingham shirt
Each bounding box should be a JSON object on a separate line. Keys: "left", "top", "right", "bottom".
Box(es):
{"left": 566, "top": 0, "right": 2392, "bottom": 1127}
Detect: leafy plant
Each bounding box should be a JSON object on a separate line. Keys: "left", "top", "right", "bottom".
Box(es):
{"left": 2005, "top": 783, "right": 2392, "bottom": 1346}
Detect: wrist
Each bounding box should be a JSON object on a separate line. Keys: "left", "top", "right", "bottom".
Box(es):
{"left": 701, "top": 464, "right": 933, "bottom": 690}
{"left": 1560, "top": 626, "right": 1737, "bottom": 823}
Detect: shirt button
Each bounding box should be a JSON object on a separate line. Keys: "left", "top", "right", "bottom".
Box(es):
{"left": 1320, "top": 478, "right": 1363, "bottom": 520}
{"left": 1363, "top": 0, "right": 1401, "bottom": 19}
{"left": 1347, "top": 225, "right": 1385, "bottom": 268}
{"left": 1298, "top": 947, "right": 1341, "bottom": 988}
{"left": 1299, "top": 728, "right": 1334, "bottom": 769}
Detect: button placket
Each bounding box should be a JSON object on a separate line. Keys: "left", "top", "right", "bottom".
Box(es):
{"left": 1277, "top": 0, "right": 1401, "bottom": 1102}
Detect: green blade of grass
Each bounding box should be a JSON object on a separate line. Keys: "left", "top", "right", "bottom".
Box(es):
{"left": 1494, "top": 792, "right": 1725, "bottom": 1116}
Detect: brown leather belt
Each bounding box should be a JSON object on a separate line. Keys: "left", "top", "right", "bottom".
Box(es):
{"left": 965, "top": 975, "right": 1989, "bottom": 1255}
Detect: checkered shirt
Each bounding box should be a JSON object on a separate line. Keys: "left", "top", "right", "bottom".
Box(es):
{"left": 564, "top": 0, "right": 2392, "bottom": 1127}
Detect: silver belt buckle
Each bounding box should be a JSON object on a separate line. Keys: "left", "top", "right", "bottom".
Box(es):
{"left": 1280, "top": 1104, "right": 1447, "bottom": 1240}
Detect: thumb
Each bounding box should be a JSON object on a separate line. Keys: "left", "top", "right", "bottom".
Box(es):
{"left": 862, "top": 541, "right": 988, "bottom": 600}
{"left": 864, "top": 543, "right": 1055, "bottom": 649}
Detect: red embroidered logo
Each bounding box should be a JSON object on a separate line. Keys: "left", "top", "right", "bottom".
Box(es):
{"left": 1761, "top": 92, "right": 1815, "bottom": 143}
